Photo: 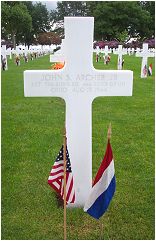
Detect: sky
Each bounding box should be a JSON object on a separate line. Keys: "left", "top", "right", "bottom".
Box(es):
{"left": 40, "top": 1, "right": 57, "bottom": 10}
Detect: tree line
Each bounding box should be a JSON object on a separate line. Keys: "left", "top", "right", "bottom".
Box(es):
{"left": 1, "top": 1, "right": 155, "bottom": 48}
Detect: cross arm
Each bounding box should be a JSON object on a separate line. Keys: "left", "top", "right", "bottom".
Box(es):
{"left": 136, "top": 52, "right": 155, "bottom": 58}
{"left": 24, "top": 70, "right": 67, "bottom": 100}
{"left": 90, "top": 70, "right": 133, "bottom": 99}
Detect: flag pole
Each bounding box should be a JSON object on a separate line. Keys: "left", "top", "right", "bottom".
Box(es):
{"left": 100, "top": 221, "right": 104, "bottom": 239}
{"left": 63, "top": 126, "right": 67, "bottom": 240}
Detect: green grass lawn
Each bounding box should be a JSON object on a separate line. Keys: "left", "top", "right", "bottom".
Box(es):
{"left": 2, "top": 53, "right": 155, "bottom": 240}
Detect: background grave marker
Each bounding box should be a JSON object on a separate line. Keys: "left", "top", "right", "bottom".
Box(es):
{"left": 136, "top": 43, "right": 154, "bottom": 78}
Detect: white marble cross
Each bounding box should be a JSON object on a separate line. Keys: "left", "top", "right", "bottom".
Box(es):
{"left": 136, "top": 43, "right": 154, "bottom": 78}
{"left": 114, "top": 45, "right": 127, "bottom": 70}
{"left": 95, "top": 46, "right": 100, "bottom": 55}
{"left": 1, "top": 45, "right": 8, "bottom": 70}
{"left": 24, "top": 17, "right": 133, "bottom": 207}
{"left": 24, "top": 46, "right": 29, "bottom": 57}
{"left": 15, "top": 46, "right": 21, "bottom": 56}
{"left": 102, "top": 45, "right": 111, "bottom": 56}
{"left": 6, "top": 47, "right": 12, "bottom": 59}
{"left": 127, "top": 48, "right": 131, "bottom": 56}
{"left": 150, "top": 48, "right": 155, "bottom": 54}
{"left": 102, "top": 45, "right": 111, "bottom": 64}
{"left": 131, "top": 48, "right": 135, "bottom": 55}
{"left": 135, "top": 48, "right": 141, "bottom": 55}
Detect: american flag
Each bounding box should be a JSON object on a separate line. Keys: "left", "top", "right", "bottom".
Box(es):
{"left": 143, "top": 65, "right": 147, "bottom": 77}
{"left": 48, "top": 145, "right": 75, "bottom": 204}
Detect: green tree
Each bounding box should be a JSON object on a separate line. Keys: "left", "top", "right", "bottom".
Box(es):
{"left": 88, "top": 1, "right": 152, "bottom": 40}
{"left": 51, "top": 1, "right": 154, "bottom": 41}
{"left": 118, "top": 30, "right": 129, "bottom": 43}
{"left": 1, "top": 1, "right": 51, "bottom": 46}
{"left": 139, "top": 1, "right": 155, "bottom": 38}
{"left": 1, "top": 1, "right": 32, "bottom": 48}
{"left": 31, "top": 2, "right": 50, "bottom": 34}
{"left": 22, "top": 2, "right": 51, "bottom": 45}
{"left": 52, "top": 1, "right": 88, "bottom": 20}
{"left": 50, "top": 1, "right": 89, "bottom": 37}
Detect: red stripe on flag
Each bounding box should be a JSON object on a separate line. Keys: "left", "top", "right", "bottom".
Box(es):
{"left": 93, "top": 140, "right": 113, "bottom": 186}
{"left": 50, "top": 170, "right": 64, "bottom": 176}
{"left": 71, "top": 192, "right": 75, "bottom": 203}
{"left": 57, "top": 180, "right": 61, "bottom": 186}
{"left": 52, "top": 163, "right": 64, "bottom": 169}
{"left": 49, "top": 176, "right": 63, "bottom": 182}
{"left": 66, "top": 176, "right": 73, "bottom": 202}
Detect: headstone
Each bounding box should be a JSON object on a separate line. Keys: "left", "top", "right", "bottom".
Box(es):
{"left": 102, "top": 45, "right": 111, "bottom": 64}
{"left": 24, "top": 17, "right": 133, "bottom": 207}
{"left": 49, "top": 44, "right": 56, "bottom": 54}
{"left": 25, "top": 46, "right": 29, "bottom": 55}
{"left": 131, "top": 48, "right": 135, "bottom": 55}
{"left": 112, "top": 47, "right": 116, "bottom": 53}
{"left": 24, "top": 46, "right": 29, "bottom": 63}
{"left": 6, "top": 47, "right": 12, "bottom": 59}
{"left": 96, "top": 46, "right": 100, "bottom": 55}
{"left": 127, "top": 48, "right": 131, "bottom": 56}
{"left": 136, "top": 43, "right": 154, "bottom": 78}
{"left": 113, "top": 45, "right": 127, "bottom": 70}
{"left": 29, "top": 46, "right": 34, "bottom": 60}
{"left": 1, "top": 45, "right": 8, "bottom": 70}
{"left": 15, "top": 46, "right": 21, "bottom": 55}
{"left": 14, "top": 46, "right": 21, "bottom": 66}
{"left": 150, "top": 48, "right": 155, "bottom": 54}
{"left": 136, "top": 47, "right": 140, "bottom": 52}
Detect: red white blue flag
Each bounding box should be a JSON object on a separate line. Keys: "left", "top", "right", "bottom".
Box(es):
{"left": 148, "top": 63, "right": 152, "bottom": 76}
{"left": 143, "top": 65, "right": 148, "bottom": 77}
{"left": 84, "top": 140, "right": 116, "bottom": 219}
{"left": 48, "top": 145, "right": 75, "bottom": 204}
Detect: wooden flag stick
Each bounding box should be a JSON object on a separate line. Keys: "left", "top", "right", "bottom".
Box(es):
{"left": 63, "top": 127, "right": 67, "bottom": 240}
{"left": 100, "top": 220, "right": 104, "bottom": 239}
{"left": 107, "top": 123, "right": 112, "bottom": 141}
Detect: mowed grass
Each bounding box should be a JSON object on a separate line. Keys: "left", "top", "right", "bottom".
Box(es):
{"left": 2, "top": 53, "right": 155, "bottom": 240}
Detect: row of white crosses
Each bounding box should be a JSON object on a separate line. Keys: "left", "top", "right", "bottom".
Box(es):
{"left": 50, "top": 37, "right": 155, "bottom": 77}
{"left": 136, "top": 43, "right": 155, "bottom": 78}
{"left": 95, "top": 45, "right": 131, "bottom": 69}
{"left": 24, "top": 17, "right": 133, "bottom": 207}
{"left": 17, "top": 45, "right": 49, "bottom": 57}
{"left": 11, "top": 44, "right": 54, "bottom": 58}
{"left": 95, "top": 43, "right": 155, "bottom": 76}
{"left": 1, "top": 44, "right": 55, "bottom": 69}
{"left": 1, "top": 44, "right": 50, "bottom": 70}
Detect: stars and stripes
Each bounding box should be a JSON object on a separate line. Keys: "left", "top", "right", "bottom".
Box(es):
{"left": 48, "top": 145, "right": 75, "bottom": 204}
{"left": 143, "top": 64, "right": 148, "bottom": 77}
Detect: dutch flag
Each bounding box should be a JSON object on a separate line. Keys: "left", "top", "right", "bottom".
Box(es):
{"left": 148, "top": 63, "right": 152, "bottom": 76}
{"left": 84, "top": 140, "right": 116, "bottom": 219}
